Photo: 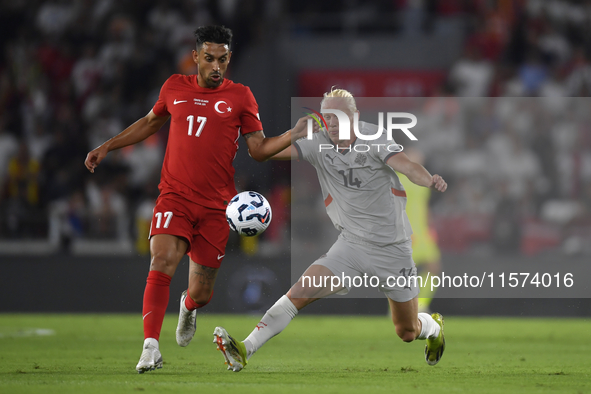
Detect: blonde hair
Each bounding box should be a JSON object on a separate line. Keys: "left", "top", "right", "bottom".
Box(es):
{"left": 320, "top": 87, "right": 357, "bottom": 114}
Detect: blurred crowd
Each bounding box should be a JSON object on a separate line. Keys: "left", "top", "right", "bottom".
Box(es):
{"left": 428, "top": 0, "right": 591, "bottom": 255}
{"left": 0, "top": 0, "right": 266, "bottom": 249}
{"left": 0, "top": 0, "right": 590, "bottom": 255}
{"left": 413, "top": 96, "right": 591, "bottom": 256}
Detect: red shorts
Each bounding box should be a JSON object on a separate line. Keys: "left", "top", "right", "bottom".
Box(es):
{"left": 149, "top": 193, "right": 229, "bottom": 268}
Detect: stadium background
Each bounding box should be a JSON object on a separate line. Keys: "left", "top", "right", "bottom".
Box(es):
{"left": 1, "top": 0, "right": 590, "bottom": 316}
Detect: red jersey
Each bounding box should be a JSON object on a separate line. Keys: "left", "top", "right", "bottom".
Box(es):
{"left": 152, "top": 74, "right": 263, "bottom": 210}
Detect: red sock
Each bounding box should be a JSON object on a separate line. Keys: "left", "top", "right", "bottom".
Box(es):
{"left": 142, "top": 270, "right": 172, "bottom": 341}
{"left": 184, "top": 291, "right": 213, "bottom": 311}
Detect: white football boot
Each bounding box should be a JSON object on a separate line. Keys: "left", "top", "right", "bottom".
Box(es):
{"left": 136, "top": 338, "right": 163, "bottom": 373}
{"left": 176, "top": 290, "right": 197, "bottom": 347}
{"left": 213, "top": 326, "right": 248, "bottom": 372}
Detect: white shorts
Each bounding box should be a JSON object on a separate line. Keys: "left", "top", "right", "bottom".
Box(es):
{"left": 311, "top": 232, "right": 419, "bottom": 302}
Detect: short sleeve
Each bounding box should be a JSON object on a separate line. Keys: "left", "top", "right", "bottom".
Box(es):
{"left": 367, "top": 130, "right": 403, "bottom": 164}
{"left": 378, "top": 139, "right": 403, "bottom": 164}
{"left": 152, "top": 79, "right": 170, "bottom": 117}
{"left": 294, "top": 133, "right": 321, "bottom": 165}
{"left": 239, "top": 87, "right": 263, "bottom": 135}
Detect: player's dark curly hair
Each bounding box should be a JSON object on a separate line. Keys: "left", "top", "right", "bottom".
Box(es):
{"left": 194, "top": 25, "right": 233, "bottom": 51}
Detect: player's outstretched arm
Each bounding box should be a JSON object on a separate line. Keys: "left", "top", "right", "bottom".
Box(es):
{"left": 84, "top": 110, "right": 169, "bottom": 173}
{"left": 386, "top": 152, "right": 447, "bottom": 192}
{"left": 244, "top": 116, "right": 314, "bottom": 162}
{"left": 268, "top": 146, "right": 297, "bottom": 161}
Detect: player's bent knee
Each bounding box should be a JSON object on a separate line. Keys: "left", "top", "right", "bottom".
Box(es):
{"left": 150, "top": 256, "right": 173, "bottom": 272}
{"left": 396, "top": 326, "right": 417, "bottom": 343}
{"left": 150, "top": 248, "right": 181, "bottom": 272}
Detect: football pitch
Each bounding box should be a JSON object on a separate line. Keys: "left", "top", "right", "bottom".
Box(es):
{"left": 0, "top": 314, "right": 589, "bottom": 394}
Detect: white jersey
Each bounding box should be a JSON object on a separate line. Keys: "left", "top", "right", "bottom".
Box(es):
{"left": 294, "top": 121, "right": 413, "bottom": 246}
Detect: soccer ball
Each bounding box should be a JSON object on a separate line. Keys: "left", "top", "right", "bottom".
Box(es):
{"left": 226, "top": 191, "right": 272, "bottom": 237}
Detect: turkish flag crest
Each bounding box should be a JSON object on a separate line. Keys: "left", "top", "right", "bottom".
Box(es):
{"left": 213, "top": 99, "right": 234, "bottom": 118}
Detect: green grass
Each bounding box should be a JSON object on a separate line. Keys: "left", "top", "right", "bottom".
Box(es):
{"left": 0, "top": 314, "right": 589, "bottom": 394}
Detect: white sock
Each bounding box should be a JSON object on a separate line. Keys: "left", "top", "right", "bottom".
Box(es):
{"left": 417, "top": 312, "right": 440, "bottom": 340}
{"left": 144, "top": 338, "right": 159, "bottom": 349}
{"left": 243, "top": 295, "right": 298, "bottom": 359}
